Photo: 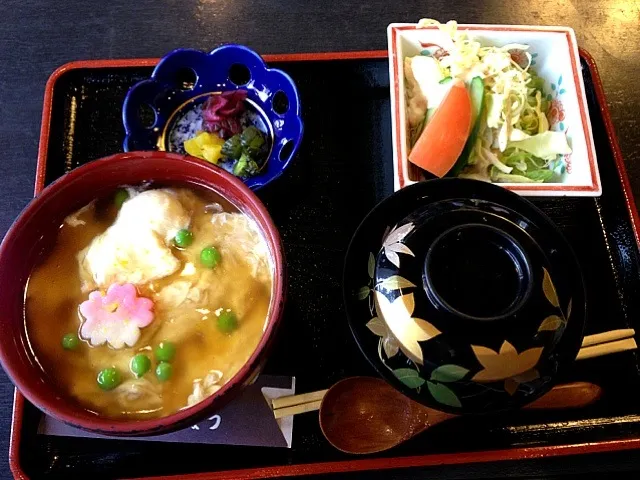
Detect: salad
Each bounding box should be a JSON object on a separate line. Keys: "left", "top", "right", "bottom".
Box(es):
{"left": 405, "top": 19, "right": 571, "bottom": 183}
{"left": 179, "top": 90, "right": 270, "bottom": 178}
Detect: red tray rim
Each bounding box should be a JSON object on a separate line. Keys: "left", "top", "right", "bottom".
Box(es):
{"left": 11, "top": 48, "right": 640, "bottom": 480}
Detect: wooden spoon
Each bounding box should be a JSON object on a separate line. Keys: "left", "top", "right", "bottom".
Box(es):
{"left": 318, "top": 377, "right": 602, "bottom": 455}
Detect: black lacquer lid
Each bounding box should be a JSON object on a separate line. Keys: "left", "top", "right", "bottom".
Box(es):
{"left": 344, "top": 178, "right": 585, "bottom": 414}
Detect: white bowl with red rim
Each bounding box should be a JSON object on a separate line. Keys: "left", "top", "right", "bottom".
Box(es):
{"left": 387, "top": 22, "right": 601, "bottom": 197}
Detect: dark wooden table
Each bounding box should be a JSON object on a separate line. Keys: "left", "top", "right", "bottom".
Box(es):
{"left": 1, "top": 0, "right": 639, "bottom": 478}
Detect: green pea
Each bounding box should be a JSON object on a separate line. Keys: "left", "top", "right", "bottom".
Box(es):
{"left": 130, "top": 354, "right": 151, "bottom": 377}
{"left": 174, "top": 229, "right": 194, "bottom": 248}
{"left": 155, "top": 361, "right": 173, "bottom": 382}
{"left": 97, "top": 367, "right": 121, "bottom": 391}
{"left": 114, "top": 189, "right": 129, "bottom": 209}
{"left": 61, "top": 333, "right": 79, "bottom": 351}
{"left": 154, "top": 341, "right": 176, "bottom": 362}
{"left": 217, "top": 310, "right": 238, "bottom": 333}
{"left": 200, "top": 246, "right": 221, "bottom": 268}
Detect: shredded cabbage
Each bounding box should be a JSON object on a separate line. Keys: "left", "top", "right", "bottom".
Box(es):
{"left": 408, "top": 19, "right": 572, "bottom": 183}
{"left": 508, "top": 131, "right": 572, "bottom": 160}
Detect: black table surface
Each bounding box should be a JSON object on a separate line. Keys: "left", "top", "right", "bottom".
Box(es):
{"left": 1, "top": 1, "right": 639, "bottom": 478}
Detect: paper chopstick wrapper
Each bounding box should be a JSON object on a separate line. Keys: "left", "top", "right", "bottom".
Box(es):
{"left": 38, "top": 375, "right": 295, "bottom": 448}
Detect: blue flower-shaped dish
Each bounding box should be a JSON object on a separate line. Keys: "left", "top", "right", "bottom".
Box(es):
{"left": 123, "top": 44, "right": 303, "bottom": 190}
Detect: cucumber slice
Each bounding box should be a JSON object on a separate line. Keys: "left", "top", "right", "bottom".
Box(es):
{"left": 468, "top": 76, "right": 484, "bottom": 126}
{"left": 425, "top": 107, "right": 436, "bottom": 124}
{"left": 450, "top": 77, "right": 485, "bottom": 176}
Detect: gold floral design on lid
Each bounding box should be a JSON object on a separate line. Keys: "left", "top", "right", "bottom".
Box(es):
{"left": 381, "top": 222, "right": 415, "bottom": 268}
{"left": 471, "top": 340, "right": 543, "bottom": 383}
{"left": 374, "top": 290, "right": 441, "bottom": 365}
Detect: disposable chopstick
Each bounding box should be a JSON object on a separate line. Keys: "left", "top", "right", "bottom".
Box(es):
{"left": 271, "top": 329, "right": 637, "bottom": 418}
{"left": 273, "top": 400, "right": 323, "bottom": 419}
{"left": 576, "top": 337, "right": 637, "bottom": 360}
{"left": 271, "top": 389, "right": 328, "bottom": 411}
{"left": 581, "top": 328, "right": 635, "bottom": 347}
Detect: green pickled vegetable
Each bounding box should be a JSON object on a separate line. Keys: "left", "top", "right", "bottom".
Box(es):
{"left": 174, "top": 229, "right": 194, "bottom": 248}
{"left": 62, "top": 333, "right": 79, "bottom": 351}
{"left": 154, "top": 341, "right": 176, "bottom": 362}
{"left": 130, "top": 354, "right": 151, "bottom": 377}
{"left": 233, "top": 153, "right": 259, "bottom": 177}
{"left": 240, "top": 126, "right": 265, "bottom": 157}
{"left": 222, "top": 134, "right": 243, "bottom": 159}
{"left": 200, "top": 246, "right": 221, "bottom": 269}
{"left": 155, "top": 362, "right": 173, "bottom": 381}
{"left": 233, "top": 155, "right": 248, "bottom": 176}
{"left": 217, "top": 310, "right": 238, "bottom": 333}
{"left": 97, "top": 367, "right": 121, "bottom": 391}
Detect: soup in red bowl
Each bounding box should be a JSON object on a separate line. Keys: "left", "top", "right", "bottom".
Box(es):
{"left": 0, "top": 151, "right": 285, "bottom": 436}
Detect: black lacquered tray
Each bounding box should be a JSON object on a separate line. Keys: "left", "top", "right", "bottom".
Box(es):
{"left": 10, "top": 50, "right": 640, "bottom": 479}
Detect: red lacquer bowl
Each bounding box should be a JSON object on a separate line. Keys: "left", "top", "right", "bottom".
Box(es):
{"left": 0, "top": 151, "right": 286, "bottom": 436}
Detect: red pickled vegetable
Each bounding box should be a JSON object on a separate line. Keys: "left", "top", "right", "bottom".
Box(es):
{"left": 202, "top": 90, "right": 247, "bottom": 138}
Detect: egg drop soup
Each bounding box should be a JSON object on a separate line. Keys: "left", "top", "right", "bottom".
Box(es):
{"left": 24, "top": 186, "right": 273, "bottom": 419}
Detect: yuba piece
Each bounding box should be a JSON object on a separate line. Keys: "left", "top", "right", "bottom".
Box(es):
{"left": 408, "top": 79, "right": 473, "bottom": 177}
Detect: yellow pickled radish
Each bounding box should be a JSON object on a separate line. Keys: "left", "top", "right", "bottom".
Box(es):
{"left": 184, "top": 132, "right": 225, "bottom": 164}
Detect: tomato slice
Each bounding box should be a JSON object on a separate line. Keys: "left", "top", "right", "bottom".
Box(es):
{"left": 408, "top": 79, "right": 473, "bottom": 178}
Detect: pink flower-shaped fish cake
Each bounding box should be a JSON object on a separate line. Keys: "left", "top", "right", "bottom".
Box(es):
{"left": 79, "top": 283, "right": 154, "bottom": 349}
